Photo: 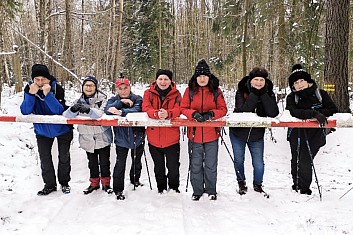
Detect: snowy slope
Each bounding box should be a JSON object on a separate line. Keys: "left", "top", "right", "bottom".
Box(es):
{"left": 0, "top": 84, "right": 352, "bottom": 235}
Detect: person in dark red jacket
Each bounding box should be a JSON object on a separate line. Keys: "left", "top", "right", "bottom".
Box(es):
{"left": 181, "top": 59, "right": 228, "bottom": 201}
{"left": 143, "top": 69, "right": 182, "bottom": 194}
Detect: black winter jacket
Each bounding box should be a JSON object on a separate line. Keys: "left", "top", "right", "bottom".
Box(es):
{"left": 230, "top": 76, "right": 279, "bottom": 141}
{"left": 286, "top": 82, "right": 338, "bottom": 148}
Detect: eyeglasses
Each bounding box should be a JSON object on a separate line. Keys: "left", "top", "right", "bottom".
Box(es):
{"left": 84, "top": 84, "right": 96, "bottom": 88}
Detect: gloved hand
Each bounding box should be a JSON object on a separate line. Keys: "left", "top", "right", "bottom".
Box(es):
{"left": 202, "top": 111, "right": 214, "bottom": 120}
{"left": 192, "top": 112, "right": 205, "bottom": 122}
{"left": 79, "top": 104, "right": 91, "bottom": 114}
{"left": 313, "top": 111, "right": 328, "bottom": 127}
{"left": 70, "top": 103, "right": 82, "bottom": 113}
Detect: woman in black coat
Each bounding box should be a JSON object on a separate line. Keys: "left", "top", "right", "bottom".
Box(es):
{"left": 286, "top": 64, "right": 338, "bottom": 195}
{"left": 229, "top": 67, "right": 279, "bottom": 195}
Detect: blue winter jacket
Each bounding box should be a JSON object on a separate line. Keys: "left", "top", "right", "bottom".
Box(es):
{"left": 104, "top": 93, "right": 145, "bottom": 149}
{"left": 20, "top": 80, "right": 72, "bottom": 138}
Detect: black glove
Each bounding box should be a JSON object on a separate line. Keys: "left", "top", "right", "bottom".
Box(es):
{"left": 202, "top": 111, "right": 214, "bottom": 120}
{"left": 70, "top": 103, "right": 82, "bottom": 113}
{"left": 313, "top": 111, "right": 328, "bottom": 127}
{"left": 79, "top": 104, "right": 91, "bottom": 114}
{"left": 192, "top": 112, "right": 205, "bottom": 122}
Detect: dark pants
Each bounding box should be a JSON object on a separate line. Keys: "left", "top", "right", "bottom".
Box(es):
{"left": 86, "top": 145, "right": 111, "bottom": 178}
{"left": 149, "top": 143, "right": 180, "bottom": 192}
{"left": 113, "top": 144, "right": 144, "bottom": 192}
{"left": 290, "top": 138, "right": 320, "bottom": 190}
{"left": 189, "top": 139, "right": 219, "bottom": 196}
{"left": 36, "top": 130, "right": 73, "bottom": 188}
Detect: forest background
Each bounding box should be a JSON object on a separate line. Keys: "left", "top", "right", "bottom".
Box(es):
{"left": 0, "top": 0, "right": 351, "bottom": 112}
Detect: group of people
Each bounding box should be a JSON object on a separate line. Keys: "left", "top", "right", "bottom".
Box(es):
{"left": 20, "top": 60, "right": 337, "bottom": 201}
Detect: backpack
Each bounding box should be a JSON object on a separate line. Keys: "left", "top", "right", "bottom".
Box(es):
{"left": 287, "top": 88, "right": 333, "bottom": 139}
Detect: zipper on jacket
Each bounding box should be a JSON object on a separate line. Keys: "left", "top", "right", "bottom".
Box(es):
{"left": 202, "top": 88, "right": 204, "bottom": 143}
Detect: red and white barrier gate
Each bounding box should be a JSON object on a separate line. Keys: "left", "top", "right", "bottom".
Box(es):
{"left": 1, "top": 111, "right": 351, "bottom": 128}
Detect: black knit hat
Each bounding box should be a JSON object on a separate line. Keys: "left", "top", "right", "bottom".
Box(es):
{"left": 83, "top": 76, "right": 98, "bottom": 86}
{"left": 156, "top": 69, "right": 173, "bottom": 80}
{"left": 288, "top": 64, "right": 314, "bottom": 89}
{"left": 194, "top": 59, "right": 211, "bottom": 77}
{"left": 31, "top": 64, "right": 51, "bottom": 80}
{"left": 249, "top": 67, "right": 268, "bottom": 80}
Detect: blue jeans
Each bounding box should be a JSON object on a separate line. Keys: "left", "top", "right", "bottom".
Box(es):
{"left": 229, "top": 131, "right": 264, "bottom": 185}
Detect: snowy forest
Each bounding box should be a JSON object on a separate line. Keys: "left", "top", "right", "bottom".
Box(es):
{"left": 0, "top": 0, "right": 352, "bottom": 112}
{"left": 1, "top": 1, "right": 353, "bottom": 234}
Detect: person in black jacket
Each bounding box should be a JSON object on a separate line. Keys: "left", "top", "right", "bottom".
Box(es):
{"left": 286, "top": 64, "right": 338, "bottom": 195}
{"left": 229, "top": 67, "right": 279, "bottom": 195}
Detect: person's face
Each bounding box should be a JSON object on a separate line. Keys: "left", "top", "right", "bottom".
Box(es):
{"left": 196, "top": 75, "right": 209, "bottom": 87}
{"left": 156, "top": 75, "right": 172, "bottom": 90}
{"left": 293, "top": 79, "right": 309, "bottom": 91}
{"left": 117, "top": 84, "right": 131, "bottom": 98}
{"left": 83, "top": 81, "right": 96, "bottom": 96}
{"left": 250, "top": 77, "right": 266, "bottom": 89}
{"left": 33, "top": 76, "right": 50, "bottom": 89}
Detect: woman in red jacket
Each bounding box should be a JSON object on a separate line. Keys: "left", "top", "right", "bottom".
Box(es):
{"left": 143, "top": 69, "right": 182, "bottom": 194}
{"left": 181, "top": 59, "right": 228, "bottom": 201}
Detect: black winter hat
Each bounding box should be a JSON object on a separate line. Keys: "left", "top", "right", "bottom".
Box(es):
{"left": 82, "top": 76, "right": 98, "bottom": 87}
{"left": 194, "top": 59, "right": 211, "bottom": 77}
{"left": 249, "top": 67, "right": 268, "bottom": 80}
{"left": 31, "top": 64, "right": 51, "bottom": 80}
{"left": 288, "top": 64, "right": 314, "bottom": 89}
{"left": 156, "top": 69, "right": 173, "bottom": 80}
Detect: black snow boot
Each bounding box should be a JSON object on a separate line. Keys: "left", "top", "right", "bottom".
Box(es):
{"left": 253, "top": 184, "right": 265, "bottom": 193}
{"left": 102, "top": 185, "right": 114, "bottom": 194}
{"left": 115, "top": 191, "right": 126, "bottom": 200}
{"left": 300, "top": 188, "right": 312, "bottom": 195}
{"left": 238, "top": 180, "right": 248, "bottom": 195}
{"left": 37, "top": 186, "right": 57, "bottom": 196}
{"left": 192, "top": 194, "right": 201, "bottom": 201}
{"left": 83, "top": 185, "right": 100, "bottom": 195}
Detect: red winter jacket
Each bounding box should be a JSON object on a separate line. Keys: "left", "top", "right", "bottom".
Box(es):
{"left": 181, "top": 87, "right": 228, "bottom": 143}
{"left": 142, "top": 82, "right": 182, "bottom": 148}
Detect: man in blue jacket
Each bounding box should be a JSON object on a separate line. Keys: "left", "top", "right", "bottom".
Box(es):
{"left": 105, "top": 77, "right": 145, "bottom": 200}
{"left": 20, "top": 64, "right": 73, "bottom": 196}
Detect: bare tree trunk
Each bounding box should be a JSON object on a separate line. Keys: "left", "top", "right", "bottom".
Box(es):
{"left": 277, "top": 0, "right": 286, "bottom": 90}
{"left": 116, "top": 0, "right": 124, "bottom": 73}
{"left": 324, "top": 0, "right": 350, "bottom": 112}
{"left": 62, "top": 0, "right": 74, "bottom": 83}
{"left": 13, "top": 45, "right": 22, "bottom": 92}
{"left": 241, "top": 0, "right": 249, "bottom": 76}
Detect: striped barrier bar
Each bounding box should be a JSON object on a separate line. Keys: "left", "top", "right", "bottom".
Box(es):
{"left": 0, "top": 112, "right": 350, "bottom": 128}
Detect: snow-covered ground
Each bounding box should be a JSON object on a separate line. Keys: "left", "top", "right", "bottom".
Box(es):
{"left": 0, "top": 84, "right": 352, "bottom": 235}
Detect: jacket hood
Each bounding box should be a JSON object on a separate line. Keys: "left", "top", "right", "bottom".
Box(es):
{"left": 237, "top": 75, "right": 274, "bottom": 94}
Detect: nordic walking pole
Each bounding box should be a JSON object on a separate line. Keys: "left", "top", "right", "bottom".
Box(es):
{"left": 295, "top": 130, "right": 301, "bottom": 192}
{"left": 143, "top": 148, "right": 153, "bottom": 190}
{"left": 303, "top": 129, "right": 322, "bottom": 201}
{"left": 339, "top": 186, "right": 353, "bottom": 199}
{"left": 218, "top": 128, "right": 246, "bottom": 182}
{"left": 186, "top": 128, "right": 195, "bottom": 192}
{"left": 133, "top": 133, "right": 137, "bottom": 191}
